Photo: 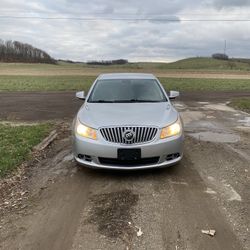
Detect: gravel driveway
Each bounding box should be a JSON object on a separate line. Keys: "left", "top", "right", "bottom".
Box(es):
{"left": 0, "top": 92, "right": 249, "bottom": 250}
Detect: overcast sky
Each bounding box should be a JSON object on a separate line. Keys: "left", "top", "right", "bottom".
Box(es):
{"left": 1, "top": 0, "right": 250, "bottom": 62}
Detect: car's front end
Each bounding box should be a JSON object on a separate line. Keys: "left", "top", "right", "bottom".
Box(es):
{"left": 73, "top": 122, "right": 183, "bottom": 170}
{"left": 73, "top": 73, "right": 184, "bottom": 170}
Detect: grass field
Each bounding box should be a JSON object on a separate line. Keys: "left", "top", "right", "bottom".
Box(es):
{"left": 0, "top": 75, "right": 250, "bottom": 92}
{"left": 162, "top": 57, "right": 250, "bottom": 71}
{"left": 0, "top": 123, "right": 53, "bottom": 177}
{"left": 229, "top": 98, "right": 250, "bottom": 113}
{"left": 0, "top": 57, "right": 250, "bottom": 76}
{"left": 0, "top": 75, "right": 95, "bottom": 91}
{"left": 0, "top": 58, "right": 250, "bottom": 92}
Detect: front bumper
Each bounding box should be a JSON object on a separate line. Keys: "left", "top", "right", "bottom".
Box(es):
{"left": 73, "top": 132, "right": 184, "bottom": 170}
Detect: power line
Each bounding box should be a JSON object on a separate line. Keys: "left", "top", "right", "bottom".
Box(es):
{"left": 0, "top": 15, "right": 250, "bottom": 21}
{"left": 1, "top": 12, "right": 250, "bottom": 17}
{"left": 0, "top": 9, "right": 249, "bottom": 15}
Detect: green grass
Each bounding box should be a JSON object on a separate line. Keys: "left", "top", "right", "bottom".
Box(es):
{"left": 159, "top": 78, "right": 250, "bottom": 91}
{"left": 0, "top": 123, "right": 53, "bottom": 177}
{"left": 158, "top": 57, "right": 250, "bottom": 71}
{"left": 1, "top": 57, "right": 250, "bottom": 73}
{"left": 229, "top": 98, "right": 250, "bottom": 113}
{"left": 0, "top": 75, "right": 96, "bottom": 91}
{"left": 0, "top": 75, "right": 249, "bottom": 92}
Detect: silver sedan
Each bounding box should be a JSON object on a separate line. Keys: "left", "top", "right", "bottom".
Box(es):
{"left": 73, "top": 73, "right": 184, "bottom": 170}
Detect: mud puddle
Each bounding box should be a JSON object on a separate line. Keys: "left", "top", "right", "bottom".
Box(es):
{"left": 188, "top": 131, "right": 240, "bottom": 143}
{"left": 87, "top": 189, "right": 139, "bottom": 242}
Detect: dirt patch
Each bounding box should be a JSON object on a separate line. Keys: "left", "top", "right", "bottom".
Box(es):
{"left": 1, "top": 91, "right": 250, "bottom": 122}
{"left": 0, "top": 91, "right": 82, "bottom": 121}
{"left": 0, "top": 122, "right": 70, "bottom": 217}
{"left": 87, "top": 189, "right": 139, "bottom": 242}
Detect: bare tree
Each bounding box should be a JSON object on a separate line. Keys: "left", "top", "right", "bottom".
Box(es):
{"left": 0, "top": 39, "right": 56, "bottom": 64}
{"left": 87, "top": 59, "right": 128, "bottom": 65}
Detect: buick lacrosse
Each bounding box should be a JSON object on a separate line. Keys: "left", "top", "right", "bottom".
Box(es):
{"left": 73, "top": 73, "right": 184, "bottom": 170}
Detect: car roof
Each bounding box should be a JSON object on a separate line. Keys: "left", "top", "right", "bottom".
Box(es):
{"left": 98, "top": 73, "right": 156, "bottom": 80}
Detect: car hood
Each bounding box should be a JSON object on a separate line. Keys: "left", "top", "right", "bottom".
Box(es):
{"left": 77, "top": 102, "right": 178, "bottom": 128}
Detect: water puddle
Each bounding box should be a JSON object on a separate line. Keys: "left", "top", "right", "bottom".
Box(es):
{"left": 238, "top": 117, "right": 250, "bottom": 127}
{"left": 202, "top": 104, "right": 236, "bottom": 112}
{"left": 188, "top": 131, "right": 240, "bottom": 143}
{"left": 180, "top": 111, "right": 205, "bottom": 124}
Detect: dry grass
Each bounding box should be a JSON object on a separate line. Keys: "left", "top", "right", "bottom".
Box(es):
{"left": 0, "top": 60, "right": 250, "bottom": 79}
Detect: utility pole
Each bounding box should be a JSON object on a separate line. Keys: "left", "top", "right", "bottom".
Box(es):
{"left": 224, "top": 40, "right": 227, "bottom": 55}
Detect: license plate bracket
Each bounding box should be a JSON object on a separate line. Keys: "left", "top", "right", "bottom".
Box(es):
{"left": 118, "top": 148, "right": 141, "bottom": 161}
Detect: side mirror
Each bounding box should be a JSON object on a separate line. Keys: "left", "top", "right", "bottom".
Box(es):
{"left": 76, "top": 91, "right": 85, "bottom": 100}
{"left": 169, "top": 90, "right": 180, "bottom": 100}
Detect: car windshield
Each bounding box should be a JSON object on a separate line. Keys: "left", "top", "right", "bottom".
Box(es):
{"left": 88, "top": 79, "right": 167, "bottom": 103}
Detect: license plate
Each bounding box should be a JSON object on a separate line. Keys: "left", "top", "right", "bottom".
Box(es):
{"left": 118, "top": 149, "right": 141, "bottom": 161}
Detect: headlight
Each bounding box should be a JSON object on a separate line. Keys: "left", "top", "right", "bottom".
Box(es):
{"left": 160, "top": 117, "right": 182, "bottom": 139}
{"left": 76, "top": 119, "right": 97, "bottom": 140}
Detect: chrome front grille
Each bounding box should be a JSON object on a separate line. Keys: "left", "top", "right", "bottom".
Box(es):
{"left": 100, "top": 126, "right": 158, "bottom": 144}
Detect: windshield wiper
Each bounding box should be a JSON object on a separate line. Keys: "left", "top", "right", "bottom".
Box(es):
{"left": 90, "top": 100, "right": 114, "bottom": 103}
{"left": 133, "top": 100, "right": 162, "bottom": 103}
{"left": 112, "top": 99, "right": 162, "bottom": 103}
{"left": 90, "top": 99, "right": 164, "bottom": 103}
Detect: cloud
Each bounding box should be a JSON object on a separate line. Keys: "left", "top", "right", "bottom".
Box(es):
{"left": 0, "top": 0, "right": 250, "bottom": 61}
{"left": 213, "top": 0, "right": 250, "bottom": 8}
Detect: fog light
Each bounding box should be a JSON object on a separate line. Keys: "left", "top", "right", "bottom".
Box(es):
{"left": 78, "top": 154, "right": 84, "bottom": 159}
{"left": 78, "top": 154, "right": 92, "bottom": 162}
{"left": 166, "top": 153, "right": 180, "bottom": 161}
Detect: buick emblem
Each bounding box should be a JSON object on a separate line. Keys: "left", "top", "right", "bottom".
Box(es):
{"left": 123, "top": 130, "right": 135, "bottom": 141}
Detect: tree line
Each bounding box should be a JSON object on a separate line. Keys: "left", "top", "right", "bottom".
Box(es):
{"left": 212, "top": 53, "right": 229, "bottom": 60}
{"left": 0, "top": 39, "right": 56, "bottom": 64}
{"left": 87, "top": 59, "right": 128, "bottom": 65}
